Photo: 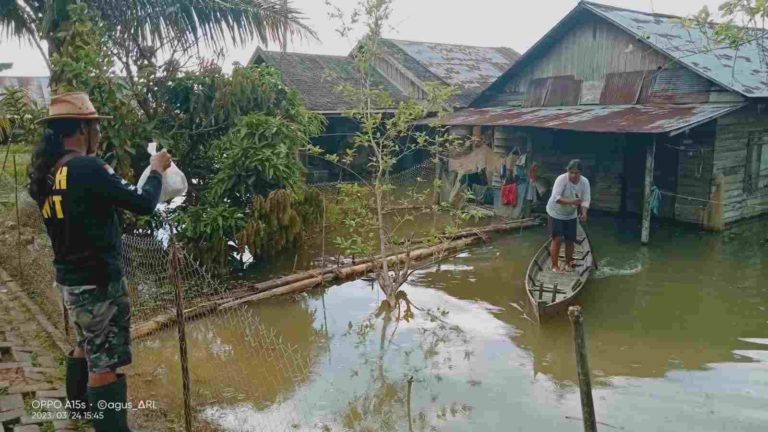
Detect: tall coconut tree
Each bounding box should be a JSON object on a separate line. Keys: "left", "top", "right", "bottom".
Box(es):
{"left": 0, "top": 0, "right": 312, "bottom": 71}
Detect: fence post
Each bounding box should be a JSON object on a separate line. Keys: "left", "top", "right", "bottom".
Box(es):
{"left": 12, "top": 155, "right": 23, "bottom": 284}
{"left": 321, "top": 197, "right": 326, "bottom": 269}
{"left": 168, "top": 223, "right": 193, "bottom": 432}
{"left": 568, "top": 306, "right": 597, "bottom": 432}
{"left": 641, "top": 137, "right": 656, "bottom": 245}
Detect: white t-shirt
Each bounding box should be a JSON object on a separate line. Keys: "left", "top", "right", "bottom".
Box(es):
{"left": 546, "top": 173, "right": 591, "bottom": 220}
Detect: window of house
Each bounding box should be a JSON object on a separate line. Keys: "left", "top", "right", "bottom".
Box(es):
{"left": 744, "top": 131, "right": 768, "bottom": 194}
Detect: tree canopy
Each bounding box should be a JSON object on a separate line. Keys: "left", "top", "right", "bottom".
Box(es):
{"left": 0, "top": 0, "right": 315, "bottom": 65}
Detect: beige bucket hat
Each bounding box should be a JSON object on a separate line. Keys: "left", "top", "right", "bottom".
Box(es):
{"left": 36, "top": 91, "right": 113, "bottom": 123}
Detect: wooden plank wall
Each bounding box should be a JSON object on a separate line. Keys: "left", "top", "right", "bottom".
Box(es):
{"left": 713, "top": 106, "right": 768, "bottom": 224}
{"left": 503, "top": 16, "right": 670, "bottom": 95}
{"left": 671, "top": 123, "right": 716, "bottom": 224}
{"left": 372, "top": 56, "right": 426, "bottom": 100}
{"left": 478, "top": 13, "right": 745, "bottom": 108}
{"left": 524, "top": 129, "right": 624, "bottom": 213}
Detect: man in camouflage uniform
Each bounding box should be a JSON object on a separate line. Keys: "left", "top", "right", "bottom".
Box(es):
{"left": 29, "top": 92, "right": 171, "bottom": 431}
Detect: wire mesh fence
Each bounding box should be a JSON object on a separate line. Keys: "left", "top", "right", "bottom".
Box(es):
{"left": 0, "top": 154, "right": 446, "bottom": 430}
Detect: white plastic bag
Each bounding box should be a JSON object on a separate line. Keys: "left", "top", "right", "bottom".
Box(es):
{"left": 137, "top": 142, "right": 188, "bottom": 203}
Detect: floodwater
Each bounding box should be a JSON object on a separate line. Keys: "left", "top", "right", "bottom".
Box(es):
{"left": 132, "top": 215, "right": 768, "bottom": 431}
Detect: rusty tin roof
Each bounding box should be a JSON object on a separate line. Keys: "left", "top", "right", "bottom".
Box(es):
{"left": 385, "top": 39, "right": 519, "bottom": 89}
{"left": 426, "top": 103, "right": 745, "bottom": 135}
{"left": 381, "top": 39, "right": 519, "bottom": 107}
{"left": 584, "top": 2, "right": 768, "bottom": 97}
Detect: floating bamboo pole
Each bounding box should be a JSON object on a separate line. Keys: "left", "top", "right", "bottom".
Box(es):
{"left": 229, "top": 218, "right": 539, "bottom": 294}
{"left": 131, "top": 218, "right": 542, "bottom": 340}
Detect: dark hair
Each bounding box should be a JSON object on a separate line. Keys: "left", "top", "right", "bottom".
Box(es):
{"left": 28, "top": 119, "right": 89, "bottom": 204}
{"left": 566, "top": 159, "right": 583, "bottom": 172}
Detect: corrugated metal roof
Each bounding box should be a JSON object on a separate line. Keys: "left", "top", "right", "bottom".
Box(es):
{"left": 584, "top": 2, "right": 768, "bottom": 97}
{"left": 387, "top": 39, "right": 519, "bottom": 89}
{"left": 381, "top": 39, "right": 519, "bottom": 107}
{"left": 0, "top": 76, "right": 50, "bottom": 105}
{"left": 424, "top": 103, "right": 745, "bottom": 135}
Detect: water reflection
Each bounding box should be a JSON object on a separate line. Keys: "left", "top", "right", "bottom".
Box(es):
{"left": 335, "top": 296, "right": 474, "bottom": 432}
{"left": 413, "top": 215, "right": 768, "bottom": 382}
{"left": 133, "top": 216, "right": 768, "bottom": 431}
{"left": 131, "top": 295, "right": 326, "bottom": 427}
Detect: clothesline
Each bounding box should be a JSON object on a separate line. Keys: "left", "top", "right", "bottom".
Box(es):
{"left": 656, "top": 188, "right": 768, "bottom": 210}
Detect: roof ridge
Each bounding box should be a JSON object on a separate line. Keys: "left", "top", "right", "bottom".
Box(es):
{"left": 580, "top": 1, "right": 683, "bottom": 20}
{"left": 255, "top": 49, "right": 351, "bottom": 60}
{"left": 582, "top": 0, "right": 767, "bottom": 31}
{"left": 383, "top": 38, "right": 517, "bottom": 52}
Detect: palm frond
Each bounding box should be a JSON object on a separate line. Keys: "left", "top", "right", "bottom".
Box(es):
{"left": 0, "top": 0, "right": 36, "bottom": 42}
{"left": 98, "top": 0, "right": 316, "bottom": 50}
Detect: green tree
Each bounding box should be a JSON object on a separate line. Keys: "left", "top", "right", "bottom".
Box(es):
{"left": 49, "top": 3, "right": 149, "bottom": 178}
{"left": 151, "top": 63, "right": 322, "bottom": 205}
{"left": 688, "top": 1, "right": 768, "bottom": 61}
{"left": 0, "top": 0, "right": 314, "bottom": 72}
{"left": 318, "top": 0, "right": 473, "bottom": 308}
{"left": 176, "top": 110, "right": 324, "bottom": 273}
{"left": 0, "top": 87, "right": 44, "bottom": 148}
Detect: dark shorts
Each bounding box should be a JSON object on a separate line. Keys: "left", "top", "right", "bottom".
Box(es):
{"left": 58, "top": 279, "right": 132, "bottom": 373}
{"left": 549, "top": 216, "right": 577, "bottom": 242}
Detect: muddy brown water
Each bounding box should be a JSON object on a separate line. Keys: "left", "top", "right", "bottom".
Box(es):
{"left": 132, "top": 215, "right": 768, "bottom": 431}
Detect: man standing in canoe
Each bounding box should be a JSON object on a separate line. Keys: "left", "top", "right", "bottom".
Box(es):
{"left": 546, "top": 159, "right": 590, "bottom": 273}
{"left": 28, "top": 92, "right": 171, "bottom": 431}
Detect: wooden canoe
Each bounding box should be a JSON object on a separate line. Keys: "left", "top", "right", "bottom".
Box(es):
{"left": 525, "top": 222, "right": 598, "bottom": 322}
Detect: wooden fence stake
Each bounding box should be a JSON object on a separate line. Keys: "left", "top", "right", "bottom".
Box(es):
{"left": 406, "top": 375, "right": 414, "bottom": 432}
{"left": 168, "top": 223, "right": 193, "bottom": 432}
{"left": 12, "top": 155, "right": 23, "bottom": 284}
{"left": 568, "top": 306, "right": 597, "bottom": 432}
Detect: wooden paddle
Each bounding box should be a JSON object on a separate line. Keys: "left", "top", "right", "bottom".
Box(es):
{"left": 578, "top": 215, "right": 599, "bottom": 270}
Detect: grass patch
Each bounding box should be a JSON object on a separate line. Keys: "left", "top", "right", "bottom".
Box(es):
{"left": 0, "top": 144, "right": 31, "bottom": 182}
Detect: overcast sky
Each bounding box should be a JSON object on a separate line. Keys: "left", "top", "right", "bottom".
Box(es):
{"left": 0, "top": 0, "right": 726, "bottom": 77}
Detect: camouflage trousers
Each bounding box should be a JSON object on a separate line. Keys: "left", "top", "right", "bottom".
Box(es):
{"left": 57, "top": 279, "right": 132, "bottom": 373}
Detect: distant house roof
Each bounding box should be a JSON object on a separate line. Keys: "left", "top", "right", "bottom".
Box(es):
{"left": 476, "top": 1, "right": 768, "bottom": 105}
{"left": 250, "top": 49, "right": 406, "bottom": 113}
{"left": 0, "top": 76, "right": 50, "bottom": 106}
{"left": 380, "top": 39, "right": 519, "bottom": 106}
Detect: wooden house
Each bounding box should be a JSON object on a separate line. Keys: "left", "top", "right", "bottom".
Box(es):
{"left": 436, "top": 1, "right": 768, "bottom": 239}
{"left": 250, "top": 49, "right": 405, "bottom": 181}
{"left": 250, "top": 40, "right": 518, "bottom": 182}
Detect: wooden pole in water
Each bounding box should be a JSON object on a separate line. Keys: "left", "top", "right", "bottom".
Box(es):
{"left": 168, "top": 222, "right": 193, "bottom": 432}
{"left": 568, "top": 306, "right": 597, "bottom": 432}
{"left": 406, "top": 375, "right": 414, "bottom": 432}
{"left": 641, "top": 136, "right": 656, "bottom": 245}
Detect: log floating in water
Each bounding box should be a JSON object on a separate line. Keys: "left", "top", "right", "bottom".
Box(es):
{"left": 131, "top": 302, "right": 220, "bottom": 340}
{"left": 131, "top": 218, "right": 542, "bottom": 340}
